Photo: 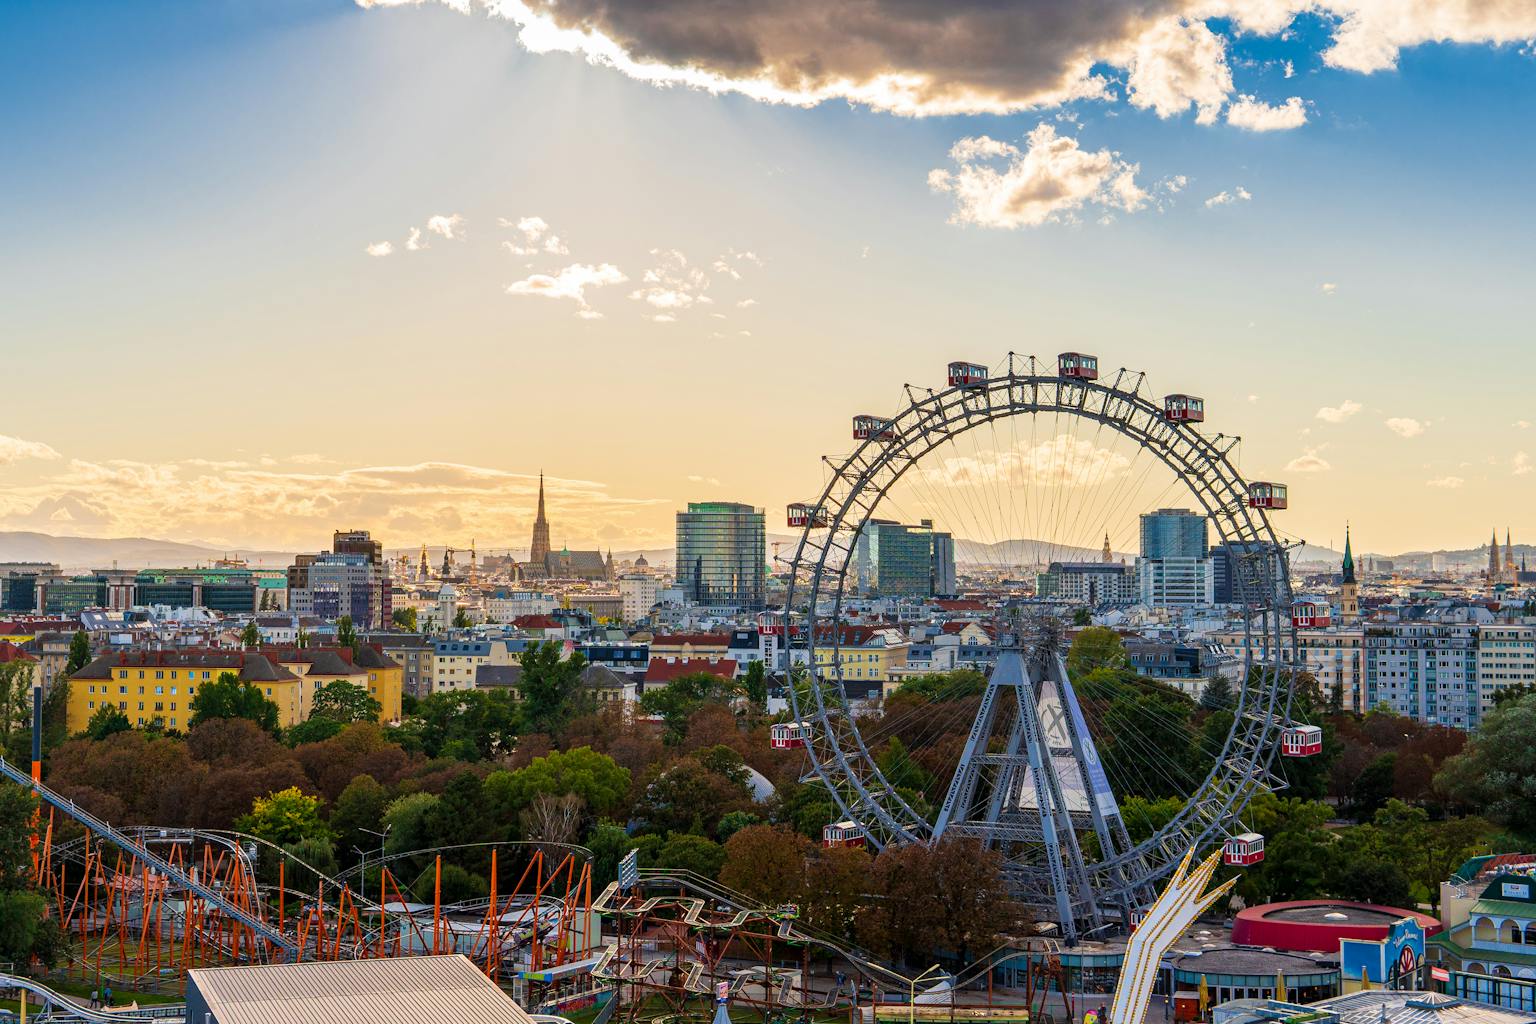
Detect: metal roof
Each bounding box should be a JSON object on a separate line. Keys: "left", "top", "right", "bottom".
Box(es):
{"left": 188, "top": 954, "right": 536, "bottom": 1024}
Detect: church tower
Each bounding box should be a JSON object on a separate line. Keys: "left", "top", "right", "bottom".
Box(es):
{"left": 1506, "top": 528, "right": 1518, "bottom": 576}
{"left": 530, "top": 472, "right": 552, "bottom": 565}
{"left": 1101, "top": 533, "right": 1113, "bottom": 563}
{"left": 1489, "top": 528, "right": 1501, "bottom": 581}
{"left": 1340, "top": 524, "right": 1359, "bottom": 625}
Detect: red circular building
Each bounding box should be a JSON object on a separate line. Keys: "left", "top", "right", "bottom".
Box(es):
{"left": 1232, "top": 900, "right": 1441, "bottom": 953}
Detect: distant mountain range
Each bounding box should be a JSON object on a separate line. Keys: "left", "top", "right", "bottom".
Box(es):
{"left": 0, "top": 529, "right": 1518, "bottom": 576}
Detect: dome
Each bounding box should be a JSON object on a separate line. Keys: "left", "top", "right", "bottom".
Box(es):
{"left": 635, "top": 554, "right": 649, "bottom": 567}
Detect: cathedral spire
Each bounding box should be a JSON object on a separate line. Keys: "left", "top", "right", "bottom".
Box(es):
{"left": 530, "top": 471, "right": 551, "bottom": 564}
{"left": 1341, "top": 523, "right": 1355, "bottom": 585}
{"left": 1489, "top": 528, "right": 1500, "bottom": 580}
{"left": 1102, "top": 532, "right": 1113, "bottom": 563}
{"left": 1506, "top": 527, "right": 1517, "bottom": 573}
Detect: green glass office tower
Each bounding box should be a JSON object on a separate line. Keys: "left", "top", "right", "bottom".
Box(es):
{"left": 675, "top": 501, "right": 766, "bottom": 610}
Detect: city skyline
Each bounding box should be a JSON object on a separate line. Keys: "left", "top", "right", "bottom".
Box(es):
{"left": 3, "top": 1, "right": 1534, "bottom": 554}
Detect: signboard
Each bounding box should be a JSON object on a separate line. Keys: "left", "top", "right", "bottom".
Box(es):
{"left": 618, "top": 849, "right": 639, "bottom": 893}
{"left": 1340, "top": 917, "right": 1425, "bottom": 985}
{"left": 1502, "top": 881, "right": 1531, "bottom": 900}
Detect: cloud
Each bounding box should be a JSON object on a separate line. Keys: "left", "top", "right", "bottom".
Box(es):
{"left": 1321, "top": 281, "right": 1338, "bottom": 294}
{"left": 1204, "top": 186, "right": 1252, "bottom": 207}
{"left": 917, "top": 434, "right": 1132, "bottom": 490}
{"left": 1286, "top": 447, "right": 1331, "bottom": 472}
{"left": 506, "top": 263, "right": 627, "bottom": 313}
{"left": 365, "top": 241, "right": 395, "bottom": 257}
{"left": 1163, "top": 174, "right": 1189, "bottom": 193}
{"left": 711, "top": 249, "right": 762, "bottom": 280}
{"left": 1516, "top": 452, "right": 1532, "bottom": 476}
{"left": 405, "top": 227, "right": 427, "bottom": 251}
{"left": 629, "top": 249, "right": 710, "bottom": 310}
{"left": 0, "top": 435, "right": 61, "bottom": 465}
{"left": 1315, "top": 400, "right": 1361, "bottom": 423}
{"left": 426, "top": 213, "right": 465, "bottom": 239}
{"left": 1514, "top": 420, "right": 1531, "bottom": 429}
{"left": 929, "top": 124, "right": 1148, "bottom": 229}
{"left": 1225, "top": 93, "right": 1307, "bottom": 130}
{"left": 500, "top": 215, "right": 568, "bottom": 256}
{"left": 1385, "top": 417, "right": 1424, "bottom": 438}
{"left": 356, "top": 0, "right": 1536, "bottom": 121}
{"left": 1425, "top": 475, "right": 1465, "bottom": 489}
{"left": 736, "top": 298, "right": 757, "bottom": 308}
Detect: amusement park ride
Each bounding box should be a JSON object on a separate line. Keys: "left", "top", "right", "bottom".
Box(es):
{"left": 780, "top": 352, "right": 1317, "bottom": 946}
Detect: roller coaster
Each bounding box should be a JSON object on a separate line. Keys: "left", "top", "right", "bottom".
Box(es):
{"left": 0, "top": 755, "right": 596, "bottom": 994}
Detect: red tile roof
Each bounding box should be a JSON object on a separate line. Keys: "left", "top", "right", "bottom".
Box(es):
{"left": 650, "top": 633, "right": 731, "bottom": 647}
{"left": 0, "top": 642, "right": 35, "bottom": 663}
{"left": 644, "top": 657, "right": 737, "bottom": 684}
{"left": 513, "top": 615, "right": 562, "bottom": 630}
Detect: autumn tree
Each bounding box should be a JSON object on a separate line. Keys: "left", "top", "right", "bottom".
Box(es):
{"left": 237, "top": 786, "right": 329, "bottom": 847}
{"left": 857, "top": 836, "right": 1023, "bottom": 966}
{"left": 719, "top": 824, "right": 811, "bottom": 906}
{"left": 636, "top": 745, "right": 756, "bottom": 836}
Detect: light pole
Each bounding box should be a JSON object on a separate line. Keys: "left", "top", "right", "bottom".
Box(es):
{"left": 358, "top": 825, "right": 392, "bottom": 892}
{"left": 910, "top": 964, "right": 946, "bottom": 1024}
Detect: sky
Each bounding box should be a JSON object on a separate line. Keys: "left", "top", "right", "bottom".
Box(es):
{"left": 1, "top": 0, "right": 1534, "bottom": 558}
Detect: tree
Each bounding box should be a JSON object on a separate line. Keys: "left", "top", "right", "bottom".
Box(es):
{"left": 382, "top": 792, "right": 442, "bottom": 856}
{"left": 858, "top": 837, "right": 1023, "bottom": 965}
{"left": 802, "top": 845, "right": 873, "bottom": 941}
{"left": 586, "top": 819, "right": 640, "bottom": 887}
{"left": 741, "top": 660, "right": 768, "bottom": 709}
{"left": 0, "top": 661, "right": 33, "bottom": 761}
{"left": 309, "top": 680, "right": 382, "bottom": 724}
{"left": 1330, "top": 856, "right": 1412, "bottom": 908}
{"left": 83, "top": 703, "right": 131, "bottom": 741}
{"left": 65, "top": 630, "right": 92, "bottom": 675}
{"left": 399, "top": 689, "right": 521, "bottom": 761}
{"left": 1067, "top": 627, "right": 1127, "bottom": 677}
{"left": 1349, "top": 752, "right": 1397, "bottom": 821}
{"left": 1072, "top": 608, "right": 1093, "bottom": 627}
{"left": 487, "top": 746, "right": 631, "bottom": 818}
{"left": 522, "top": 793, "right": 586, "bottom": 848}
{"left": 719, "top": 825, "right": 811, "bottom": 906}
{"left": 519, "top": 641, "right": 591, "bottom": 736}
{"left": 716, "top": 810, "right": 761, "bottom": 842}
{"left": 336, "top": 615, "right": 358, "bottom": 652}
{"left": 0, "top": 890, "right": 65, "bottom": 968}
{"left": 240, "top": 621, "right": 261, "bottom": 648}
{"left": 453, "top": 609, "right": 473, "bottom": 629}
{"left": 1199, "top": 675, "right": 1234, "bottom": 711}
{"left": 1436, "top": 694, "right": 1536, "bottom": 835}
{"left": 895, "top": 669, "right": 987, "bottom": 702}
{"left": 190, "top": 672, "right": 281, "bottom": 734}
{"left": 392, "top": 607, "right": 418, "bottom": 632}
{"left": 640, "top": 671, "right": 741, "bottom": 743}
{"left": 655, "top": 833, "right": 727, "bottom": 877}
{"left": 284, "top": 716, "right": 344, "bottom": 747}
{"left": 1235, "top": 795, "right": 1333, "bottom": 904}
{"left": 236, "top": 786, "right": 329, "bottom": 847}
{"left": 638, "top": 747, "right": 756, "bottom": 837}
{"left": 330, "top": 774, "right": 389, "bottom": 865}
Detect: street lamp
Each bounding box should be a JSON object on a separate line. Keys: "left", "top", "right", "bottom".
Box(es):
{"left": 910, "top": 963, "right": 946, "bottom": 1024}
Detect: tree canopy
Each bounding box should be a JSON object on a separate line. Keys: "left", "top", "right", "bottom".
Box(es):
{"left": 309, "top": 680, "right": 382, "bottom": 724}
{"left": 190, "top": 672, "right": 281, "bottom": 734}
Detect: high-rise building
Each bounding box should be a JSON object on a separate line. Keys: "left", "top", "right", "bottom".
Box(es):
{"left": 530, "top": 473, "right": 552, "bottom": 565}
{"left": 287, "top": 529, "right": 392, "bottom": 629}
{"left": 1139, "top": 509, "right": 1208, "bottom": 559}
{"left": 1365, "top": 622, "right": 1479, "bottom": 728}
{"left": 675, "top": 501, "right": 766, "bottom": 610}
{"left": 855, "top": 518, "right": 955, "bottom": 598}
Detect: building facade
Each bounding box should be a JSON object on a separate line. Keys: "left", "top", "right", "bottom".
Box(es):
{"left": 854, "top": 519, "right": 955, "bottom": 598}
{"left": 675, "top": 501, "right": 766, "bottom": 610}
{"left": 1365, "top": 623, "right": 1480, "bottom": 728}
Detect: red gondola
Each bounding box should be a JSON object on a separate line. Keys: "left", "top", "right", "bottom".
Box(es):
{"left": 770, "top": 721, "right": 813, "bottom": 749}
{"left": 787, "top": 503, "right": 831, "bottom": 529}
{"left": 1282, "top": 725, "right": 1323, "bottom": 757}
{"left": 853, "top": 415, "right": 895, "bottom": 441}
{"left": 823, "top": 821, "right": 867, "bottom": 848}
{"left": 948, "top": 361, "right": 989, "bottom": 388}
{"left": 1058, "top": 352, "right": 1099, "bottom": 381}
{"left": 1223, "top": 832, "right": 1265, "bottom": 867}
{"left": 1248, "top": 482, "right": 1288, "bottom": 510}
{"left": 1291, "top": 600, "right": 1331, "bottom": 629}
{"left": 1164, "top": 394, "right": 1205, "bottom": 423}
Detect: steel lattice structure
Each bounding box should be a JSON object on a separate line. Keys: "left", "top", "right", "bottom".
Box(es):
{"left": 783, "top": 354, "right": 1298, "bottom": 944}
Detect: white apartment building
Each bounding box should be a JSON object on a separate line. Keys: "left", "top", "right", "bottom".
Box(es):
{"left": 1365, "top": 623, "right": 1479, "bottom": 729}
{"left": 1476, "top": 624, "right": 1536, "bottom": 720}
{"left": 619, "top": 575, "right": 660, "bottom": 624}
{"left": 1137, "top": 557, "right": 1215, "bottom": 608}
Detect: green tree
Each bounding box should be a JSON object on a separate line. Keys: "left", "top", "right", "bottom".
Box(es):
{"left": 237, "top": 786, "right": 329, "bottom": 847}
{"left": 1349, "top": 752, "right": 1398, "bottom": 821}
{"left": 487, "top": 746, "right": 631, "bottom": 818}
{"left": 1199, "top": 675, "right": 1234, "bottom": 711}
{"left": 1436, "top": 694, "right": 1536, "bottom": 834}
{"left": 190, "top": 672, "right": 281, "bottom": 734}
{"left": 1066, "top": 627, "right": 1127, "bottom": 677}
{"left": 519, "top": 641, "right": 591, "bottom": 736}
{"left": 309, "top": 680, "right": 382, "bottom": 724}
{"left": 0, "top": 890, "right": 65, "bottom": 967}
{"left": 336, "top": 615, "right": 358, "bottom": 653}
{"left": 404, "top": 689, "right": 521, "bottom": 760}
{"left": 1235, "top": 795, "right": 1333, "bottom": 903}
{"left": 392, "top": 607, "right": 418, "bottom": 632}
{"left": 654, "top": 833, "right": 727, "bottom": 877}
{"left": 716, "top": 810, "right": 761, "bottom": 842}
{"left": 1072, "top": 608, "right": 1093, "bottom": 627}
{"left": 894, "top": 669, "right": 987, "bottom": 702}
{"left": 741, "top": 660, "right": 768, "bottom": 709}
{"left": 83, "top": 703, "right": 132, "bottom": 741}
{"left": 0, "top": 661, "right": 33, "bottom": 761}
{"left": 240, "top": 621, "right": 261, "bottom": 648}
{"left": 639, "top": 671, "right": 740, "bottom": 743}
{"left": 284, "top": 716, "right": 344, "bottom": 746}
{"left": 382, "top": 792, "right": 442, "bottom": 856}
{"left": 330, "top": 774, "right": 390, "bottom": 866}
{"left": 453, "top": 609, "right": 473, "bottom": 629}
{"left": 1330, "top": 855, "right": 1412, "bottom": 907}
{"left": 637, "top": 746, "right": 755, "bottom": 836}
{"left": 65, "top": 630, "right": 92, "bottom": 675}
{"left": 586, "top": 819, "right": 640, "bottom": 887}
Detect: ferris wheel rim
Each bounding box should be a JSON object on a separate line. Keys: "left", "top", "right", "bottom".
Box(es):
{"left": 781, "top": 355, "right": 1298, "bottom": 895}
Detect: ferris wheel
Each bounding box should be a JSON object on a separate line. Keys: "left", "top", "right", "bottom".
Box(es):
{"left": 779, "top": 353, "right": 1311, "bottom": 945}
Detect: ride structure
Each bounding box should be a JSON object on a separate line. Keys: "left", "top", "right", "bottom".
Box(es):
{"left": 782, "top": 352, "right": 1308, "bottom": 945}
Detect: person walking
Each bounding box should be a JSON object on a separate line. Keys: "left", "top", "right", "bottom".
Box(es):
{"left": 103, "top": 984, "right": 113, "bottom": 1007}
{"left": 89, "top": 990, "right": 99, "bottom": 1009}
